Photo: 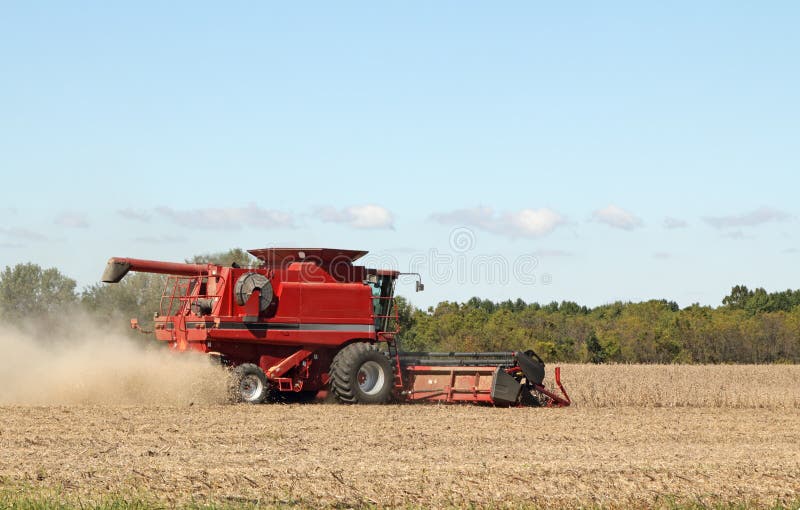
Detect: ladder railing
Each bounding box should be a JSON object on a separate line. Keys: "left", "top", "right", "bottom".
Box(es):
{"left": 371, "top": 295, "right": 404, "bottom": 389}
{"left": 159, "top": 275, "right": 225, "bottom": 317}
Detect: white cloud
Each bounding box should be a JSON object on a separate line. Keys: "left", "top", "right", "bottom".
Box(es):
{"left": 506, "top": 209, "right": 565, "bottom": 237}
{"left": 155, "top": 204, "right": 295, "bottom": 230}
{"left": 430, "top": 206, "right": 565, "bottom": 239}
{"left": 54, "top": 211, "right": 89, "bottom": 228}
{"left": 663, "top": 217, "right": 688, "bottom": 229}
{"left": 703, "top": 207, "right": 790, "bottom": 229}
{"left": 721, "top": 230, "right": 753, "bottom": 240}
{"left": 118, "top": 208, "right": 152, "bottom": 222}
{"left": 0, "top": 227, "right": 48, "bottom": 242}
{"left": 592, "top": 205, "right": 643, "bottom": 230}
{"left": 317, "top": 204, "right": 394, "bottom": 229}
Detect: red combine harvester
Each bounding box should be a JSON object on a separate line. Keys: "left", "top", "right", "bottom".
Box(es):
{"left": 102, "top": 248, "right": 570, "bottom": 406}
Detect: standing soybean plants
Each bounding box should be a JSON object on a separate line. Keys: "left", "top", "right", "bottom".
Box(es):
{"left": 547, "top": 364, "right": 800, "bottom": 408}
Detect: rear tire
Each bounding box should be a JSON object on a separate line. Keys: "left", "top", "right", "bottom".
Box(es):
{"left": 330, "top": 343, "right": 394, "bottom": 404}
{"left": 230, "top": 363, "right": 269, "bottom": 404}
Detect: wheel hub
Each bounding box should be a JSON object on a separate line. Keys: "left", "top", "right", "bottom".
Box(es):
{"left": 357, "top": 361, "right": 386, "bottom": 396}
{"left": 239, "top": 374, "right": 264, "bottom": 401}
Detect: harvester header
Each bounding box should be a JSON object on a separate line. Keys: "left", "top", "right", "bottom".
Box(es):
{"left": 102, "top": 247, "right": 569, "bottom": 407}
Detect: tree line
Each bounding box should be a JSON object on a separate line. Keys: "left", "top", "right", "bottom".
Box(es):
{"left": 1, "top": 249, "right": 798, "bottom": 363}
{"left": 395, "top": 294, "right": 800, "bottom": 364}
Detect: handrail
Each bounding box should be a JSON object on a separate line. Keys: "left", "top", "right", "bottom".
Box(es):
{"left": 370, "top": 295, "right": 399, "bottom": 334}
{"left": 159, "top": 274, "right": 226, "bottom": 316}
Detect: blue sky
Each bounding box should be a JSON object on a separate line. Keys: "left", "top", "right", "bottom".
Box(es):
{"left": 1, "top": 2, "right": 798, "bottom": 309}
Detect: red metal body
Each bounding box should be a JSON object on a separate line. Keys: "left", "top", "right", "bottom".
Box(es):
{"left": 400, "top": 363, "right": 570, "bottom": 406}
{"left": 402, "top": 365, "right": 498, "bottom": 403}
{"left": 105, "top": 248, "right": 395, "bottom": 394}
{"left": 103, "top": 247, "right": 570, "bottom": 406}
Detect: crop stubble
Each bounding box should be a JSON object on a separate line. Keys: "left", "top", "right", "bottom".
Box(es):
{"left": 1, "top": 364, "right": 799, "bottom": 509}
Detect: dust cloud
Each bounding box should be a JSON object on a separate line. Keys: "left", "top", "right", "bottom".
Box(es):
{"left": 0, "top": 316, "right": 231, "bottom": 405}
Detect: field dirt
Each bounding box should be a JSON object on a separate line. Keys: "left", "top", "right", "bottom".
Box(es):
{"left": 1, "top": 404, "right": 798, "bottom": 508}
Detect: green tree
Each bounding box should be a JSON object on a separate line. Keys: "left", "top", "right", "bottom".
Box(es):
{"left": 585, "top": 332, "right": 606, "bottom": 363}
{"left": 723, "top": 285, "right": 752, "bottom": 309}
{"left": 392, "top": 295, "right": 415, "bottom": 332}
{"left": 187, "top": 248, "right": 260, "bottom": 267}
{"left": 0, "top": 263, "right": 77, "bottom": 324}
{"left": 559, "top": 300, "right": 588, "bottom": 315}
{"left": 82, "top": 272, "right": 165, "bottom": 332}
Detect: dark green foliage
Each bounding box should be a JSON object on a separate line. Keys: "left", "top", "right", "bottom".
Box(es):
{"left": 397, "top": 290, "right": 800, "bottom": 363}
{"left": 723, "top": 284, "right": 800, "bottom": 314}
{"left": 586, "top": 332, "right": 606, "bottom": 363}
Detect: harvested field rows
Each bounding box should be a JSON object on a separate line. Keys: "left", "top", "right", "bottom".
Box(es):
{"left": 0, "top": 365, "right": 798, "bottom": 509}
{"left": 0, "top": 406, "right": 798, "bottom": 508}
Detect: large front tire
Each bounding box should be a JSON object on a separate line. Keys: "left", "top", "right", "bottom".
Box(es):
{"left": 230, "top": 363, "right": 269, "bottom": 404}
{"left": 330, "top": 343, "right": 394, "bottom": 404}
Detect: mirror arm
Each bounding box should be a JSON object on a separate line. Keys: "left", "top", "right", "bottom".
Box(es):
{"left": 398, "top": 272, "right": 424, "bottom": 292}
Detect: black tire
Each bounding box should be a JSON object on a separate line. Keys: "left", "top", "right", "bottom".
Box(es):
{"left": 330, "top": 342, "right": 394, "bottom": 404}
{"left": 230, "top": 363, "right": 269, "bottom": 404}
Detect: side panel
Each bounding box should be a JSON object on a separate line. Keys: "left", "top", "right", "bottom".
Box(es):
{"left": 402, "top": 366, "right": 498, "bottom": 403}
{"left": 300, "top": 282, "right": 372, "bottom": 322}
{"left": 270, "top": 281, "right": 301, "bottom": 323}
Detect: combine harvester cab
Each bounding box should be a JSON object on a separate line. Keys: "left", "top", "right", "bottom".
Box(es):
{"left": 102, "top": 247, "right": 570, "bottom": 407}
